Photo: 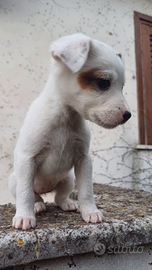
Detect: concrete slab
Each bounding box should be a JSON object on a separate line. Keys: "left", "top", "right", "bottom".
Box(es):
{"left": 1, "top": 184, "right": 152, "bottom": 268}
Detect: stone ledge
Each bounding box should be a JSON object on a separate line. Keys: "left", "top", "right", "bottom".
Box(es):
{"left": 1, "top": 184, "right": 152, "bottom": 268}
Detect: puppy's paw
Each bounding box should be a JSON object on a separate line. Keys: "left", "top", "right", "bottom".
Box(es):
{"left": 34, "top": 201, "right": 46, "bottom": 215}
{"left": 57, "top": 199, "right": 78, "bottom": 211}
{"left": 12, "top": 215, "right": 36, "bottom": 230}
{"left": 82, "top": 209, "right": 103, "bottom": 223}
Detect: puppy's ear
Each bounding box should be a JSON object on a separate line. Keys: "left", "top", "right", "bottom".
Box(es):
{"left": 50, "top": 33, "right": 91, "bottom": 73}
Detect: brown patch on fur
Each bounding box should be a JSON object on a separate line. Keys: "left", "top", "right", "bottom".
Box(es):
{"left": 77, "top": 69, "right": 106, "bottom": 90}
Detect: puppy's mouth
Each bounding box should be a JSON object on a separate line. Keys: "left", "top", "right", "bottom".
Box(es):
{"left": 91, "top": 119, "right": 120, "bottom": 129}
{"left": 89, "top": 113, "right": 124, "bottom": 129}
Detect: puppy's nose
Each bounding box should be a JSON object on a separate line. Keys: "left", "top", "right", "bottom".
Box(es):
{"left": 123, "top": 111, "right": 131, "bottom": 122}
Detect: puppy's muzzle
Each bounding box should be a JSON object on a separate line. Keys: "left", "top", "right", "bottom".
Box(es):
{"left": 122, "top": 111, "right": 131, "bottom": 124}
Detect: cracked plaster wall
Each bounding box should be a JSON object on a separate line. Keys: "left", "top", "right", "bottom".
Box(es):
{"left": 0, "top": 0, "right": 152, "bottom": 204}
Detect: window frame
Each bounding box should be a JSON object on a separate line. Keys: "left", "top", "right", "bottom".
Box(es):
{"left": 134, "top": 11, "right": 152, "bottom": 145}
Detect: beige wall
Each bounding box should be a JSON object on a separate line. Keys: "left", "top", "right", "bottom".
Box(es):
{"left": 1, "top": 0, "right": 152, "bottom": 204}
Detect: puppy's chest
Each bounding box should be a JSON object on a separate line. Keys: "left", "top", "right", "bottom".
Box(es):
{"left": 35, "top": 127, "right": 80, "bottom": 166}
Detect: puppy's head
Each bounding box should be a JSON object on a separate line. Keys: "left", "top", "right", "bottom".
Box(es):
{"left": 51, "top": 33, "right": 131, "bottom": 128}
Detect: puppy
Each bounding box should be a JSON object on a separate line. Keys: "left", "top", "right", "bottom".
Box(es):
{"left": 8, "top": 33, "right": 131, "bottom": 230}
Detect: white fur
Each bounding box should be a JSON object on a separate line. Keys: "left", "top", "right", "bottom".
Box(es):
{"left": 8, "top": 33, "right": 131, "bottom": 230}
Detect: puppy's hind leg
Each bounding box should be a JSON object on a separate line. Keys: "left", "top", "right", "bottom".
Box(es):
{"left": 9, "top": 172, "right": 46, "bottom": 216}
{"left": 34, "top": 193, "right": 46, "bottom": 215}
{"left": 54, "top": 172, "right": 78, "bottom": 211}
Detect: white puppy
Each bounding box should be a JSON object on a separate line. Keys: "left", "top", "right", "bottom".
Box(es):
{"left": 8, "top": 33, "right": 131, "bottom": 230}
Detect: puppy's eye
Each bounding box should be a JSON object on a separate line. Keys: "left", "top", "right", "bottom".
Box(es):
{"left": 96, "top": 78, "right": 111, "bottom": 91}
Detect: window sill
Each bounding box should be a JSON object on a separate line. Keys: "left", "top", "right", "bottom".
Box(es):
{"left": 137, "top": 144, "right": 152, "bottom": 150}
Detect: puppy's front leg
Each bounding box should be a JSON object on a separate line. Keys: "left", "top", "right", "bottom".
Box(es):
{"left": 13, "top": 154, "right": 36, "bottom": 230}
{"left": 74, "top": 155, "right": 103, "bottom": 223}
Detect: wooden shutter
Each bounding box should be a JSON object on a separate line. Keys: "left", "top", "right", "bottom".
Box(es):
{"left": 134, "top": 12, "right": 152, "bottom": 145}
{"left": 151, "top": 33, "right": 152, "bottom": 77}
